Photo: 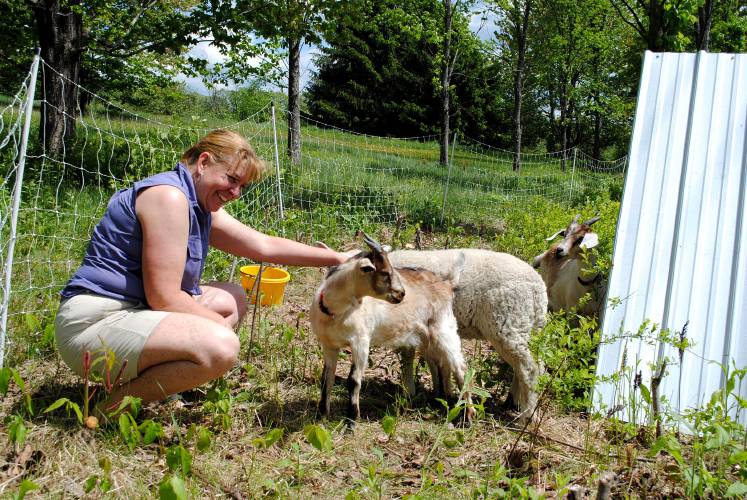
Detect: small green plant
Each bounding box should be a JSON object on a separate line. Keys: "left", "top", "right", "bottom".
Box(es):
{"left": 83, "top": 456, "right": 113, "bottom": 494}
{"left": 649, "top": 364, "right": 747, "bottom": 498}
{"left": 157, "top": 444, "right": 193, "bottom": 499}
{"left": 13, "top": 478, "right": 39, "bottom": 500}
{"left": 252, "top": 427, "right": 284, "bottom": 449}
{"left": 347, "top": 463, "right": 386, "bottom": 500}
{"left": 158, "top": 474, "right": 188, "bottom": 500}
{"left": 471, "top": 463, "right": 539, "bottom": 499}
{"left": 44, "top": 396, "right": 83, "bottom": 424}
{"left": 303, "top": 423, "right": 332, "bottom": 452}
{"left": 1, "top": 366, "right": 34, "bottom": 416}
{"left": 204, "top": 377, "right": 233, "bottom": 430}
{"left": 186, "top": 424, "right": 213, "bottom": 452}
{"left": 44, "top": 349, "right": 130, "bottom": 428}
{"left": 7, "top": 414, "right": 28, "bottom": 448}
{"left": 380, "top": 414, "right": 397, "bottom": 438}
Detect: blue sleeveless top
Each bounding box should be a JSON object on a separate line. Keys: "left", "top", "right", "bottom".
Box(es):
{"left": 61, "top": 163, "right": 211, "bottom": 304}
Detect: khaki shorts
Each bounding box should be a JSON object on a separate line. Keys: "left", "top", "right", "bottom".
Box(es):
{"left": 55, "top": 294, "right": 170, "bottom": 382}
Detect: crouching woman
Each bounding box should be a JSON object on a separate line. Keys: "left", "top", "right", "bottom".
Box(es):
{"left": 55, "top": 129, "right": 347, "bottom": 411}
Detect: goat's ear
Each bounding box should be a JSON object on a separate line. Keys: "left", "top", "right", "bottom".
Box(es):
{"left": 359, "top": 258, "right": 376, "bottom": 273}
{"left": 580, "top": 232, "right": 599, "bottom": 249}
{"left": 545, "top": 229, "right": 565, "bottom": 241}
{"left": 531, "top": 253, "right": 543, "bottom": 269}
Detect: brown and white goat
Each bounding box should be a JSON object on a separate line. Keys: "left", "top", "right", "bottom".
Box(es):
{"left": 532, "top": 215, "right": 605, "bottom": 316}
{"left": 310, "top": 234, "right": 471, "bottom": 425}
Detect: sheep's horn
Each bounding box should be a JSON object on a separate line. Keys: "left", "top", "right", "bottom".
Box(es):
{"left": 362, "top": 232, "right": 383, "bottom": 253}
{"left": 584, "top": 216, "right": 601, "bottom": 226}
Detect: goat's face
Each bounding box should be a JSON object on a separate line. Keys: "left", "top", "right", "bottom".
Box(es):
{"left": 358, "top": 233, "right": 405, "bottom": 304}
{"left": 532, "top": 215, "right": 600, "bottom": 278}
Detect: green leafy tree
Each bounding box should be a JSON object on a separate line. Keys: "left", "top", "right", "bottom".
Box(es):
{"left": 485, "top": 0, "right": 535, "bottom": 171}
{"left": 306, "top": 0, "right": 442, "bottom": 136}
{"left": 708, "top": 0, "right": 747, "bottom": 52}
{"left": 608, "top": 0, "right": 744, "bottom": 52}
{"left": 0, "top": 0, "right": 36, "bottom": 95}
{"left": 21, "top": 0, "right": 278, "bottom": 155}
{"left": 239, "top": 0, "right": 344, "bottom": 164}
{"left": 438, "top": 1, "right": 478, "bottom": 164}
{"left": 307, "top": 0, "right": 487, "bottom": 142}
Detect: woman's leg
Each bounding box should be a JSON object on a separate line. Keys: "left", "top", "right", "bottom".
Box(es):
{"left": 105, "top": 283, "right": 246, "bottom": 407}
{"left": 103, "top": 312, "right": 240, "bottom": 406}
{"left": 196, "top": 282, "right": 247, "bottom": 327}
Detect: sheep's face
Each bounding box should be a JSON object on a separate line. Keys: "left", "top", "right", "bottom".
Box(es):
{"left": 356, "top": 251, "right": 405, "bottom": 304}
{"left": 532, "top": 215, "right": 599, "bottom": 281}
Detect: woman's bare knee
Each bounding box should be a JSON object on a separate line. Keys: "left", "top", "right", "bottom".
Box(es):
{"left": 199, "top": 283, "right": 247, "bottom": 326}
{"left": 138, "top": 314, "right": 239, "bottom": 375}
{"left": 202, "top": 328, "right": 240, "bottom": 376}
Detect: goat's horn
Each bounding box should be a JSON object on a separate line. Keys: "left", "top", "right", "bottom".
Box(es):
{"left": 362, "top": 232, "right": 383, "bottom": 253}
{"left": 584, "top": 216, "right": 601, "bottom": 226}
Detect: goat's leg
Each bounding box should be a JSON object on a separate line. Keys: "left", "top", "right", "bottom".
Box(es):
{"left": 319, "top": 346, "right": 339, "bottom": 417}
{"left": 451, "top": 359, "right": 475, "bottom": 421}
{"left": 346, "top": 337, "right": 370, "bottom": 424}
{"left": 430, "top": 312, "right": 474, "bottom": 420}
{"left": 398, "top": 347, "right": 417, "bottom": 396}
{"left": 426, "top": 357, "right": 441, "bottom": 397}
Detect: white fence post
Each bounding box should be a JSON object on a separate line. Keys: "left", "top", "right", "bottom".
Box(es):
{"left": 1, "top": 49, "right": 41, "bottom": 368}
{"left": 271, "top": 102, "right": 285, "bottom": 222}
{"left": 568, "top": 147, "right": 578, "bottom": 202}
{"left": 440, "top": 131, "right": 458, "bottom": 227}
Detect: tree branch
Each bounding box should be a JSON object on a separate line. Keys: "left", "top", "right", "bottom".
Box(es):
{"left": 610, "top": 0, "right": 647, "bottom": 41}
{"left": 98, "top": 0, "right": 159, "bottom": 53}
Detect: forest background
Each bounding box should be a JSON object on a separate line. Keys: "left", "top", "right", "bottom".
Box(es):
{"left": 3, "top": 0, "right": 745, "bottom": 167}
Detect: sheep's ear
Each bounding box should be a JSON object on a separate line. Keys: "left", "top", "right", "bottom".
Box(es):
{"left": 580, "top": 232, "right": 599, "bottom": 249}
{"left": 545, "top": 229, "right": 565, "bottom": 241}
{"left": 359, "top": 258, "right": 376, "bottom": 273}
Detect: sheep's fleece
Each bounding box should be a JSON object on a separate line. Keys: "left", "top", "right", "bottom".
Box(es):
{"left": 389, "top": 249, "right": 547, "bottom": 419}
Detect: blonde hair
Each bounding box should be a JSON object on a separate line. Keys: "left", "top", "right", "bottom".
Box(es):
{"left": 181, "top": 129, "right": 266, "bottom": 182}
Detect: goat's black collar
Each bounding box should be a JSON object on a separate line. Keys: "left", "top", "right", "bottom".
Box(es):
{"left": 319, "top": 291, "right": 334, "bottom": 318}
{"left": 578, "top": 274, "right": 601, "bottom": 287}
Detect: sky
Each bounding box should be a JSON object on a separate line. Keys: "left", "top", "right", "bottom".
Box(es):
{"left": 180, "top": 8, "right": 496, "bottom": 95}
{"left": 179, "top": 41, "right": 321, "bottom": 95}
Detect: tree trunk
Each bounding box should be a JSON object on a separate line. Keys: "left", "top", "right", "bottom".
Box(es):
{"left": 593, "top": 96, "right": 602, "bottom": 159}
{"left": 511, "top": 0, "right": 531, "bottom": 173}
{"left": 647, "top": 0, "right": 665, "bottom": 51}
{"left": 591, "top": 42, "right": 602, "bottom": 159}
{"left": 287, "top": 36, "right": 302, "bottom": 164}
{"left": 695, "top": 0, "right": 714, "bottom": 51}
{"left": 559, "top": 81, "right": 567, "bottom": 171}
{"left": 439, "top": 0, "right": 453, "bottom": 166}
{"left": 31, "top": 0, "right": 83, "bottom": 157}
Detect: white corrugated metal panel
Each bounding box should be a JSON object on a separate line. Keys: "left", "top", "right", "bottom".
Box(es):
{"left": 594, "top": 51, "right": 747, "bottom": 425}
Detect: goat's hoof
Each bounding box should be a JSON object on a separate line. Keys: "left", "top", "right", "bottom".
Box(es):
{"left": 465, "top": 407, "right": 477, "bottom": 422}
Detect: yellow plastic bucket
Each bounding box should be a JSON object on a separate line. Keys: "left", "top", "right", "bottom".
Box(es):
{"left": 240, "top": 265, "right": 291, "bottom": 306}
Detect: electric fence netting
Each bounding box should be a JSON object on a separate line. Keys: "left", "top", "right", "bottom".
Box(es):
{"left": 0, "top": 55, "right": 627, "bottom": 365}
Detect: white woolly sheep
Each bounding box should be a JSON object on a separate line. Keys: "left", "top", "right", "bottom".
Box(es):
{"left": 389, "top": 248, "right": 547, "bottom": 422}
{"left": 311, "top": 235, "right": 472, "bottom": 425}
{"left": 532, "top": 215, "right": 605, "bottom": 316}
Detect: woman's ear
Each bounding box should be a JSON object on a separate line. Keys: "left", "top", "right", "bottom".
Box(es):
{"left": 197, "top": 152, "right": 211, "bottom": 173}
